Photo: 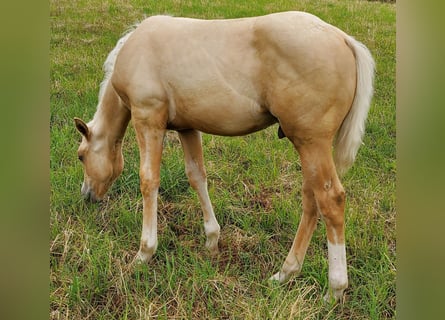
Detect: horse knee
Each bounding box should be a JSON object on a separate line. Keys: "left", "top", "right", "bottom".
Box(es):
{"left": 140, "top": 177, "right": 160, "bottom": 196}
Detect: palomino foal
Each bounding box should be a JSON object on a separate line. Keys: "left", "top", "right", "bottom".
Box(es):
{"left": 74, "top": 12, "right": 374, "bottom": 302}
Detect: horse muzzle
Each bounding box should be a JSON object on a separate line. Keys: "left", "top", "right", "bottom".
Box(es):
{"left": 81, "top": 181, "right": 101, "bottom": 202}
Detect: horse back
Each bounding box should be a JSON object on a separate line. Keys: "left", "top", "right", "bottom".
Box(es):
{"left": 112, "top": 12, "right": 356, "bottom": 136}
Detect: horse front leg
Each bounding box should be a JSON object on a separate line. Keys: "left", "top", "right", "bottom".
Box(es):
{"left": 178, "top": 129, "right": 220, "bottom": 255}
{"left": 132, "top": 102, "right": 168, "bottom": 263}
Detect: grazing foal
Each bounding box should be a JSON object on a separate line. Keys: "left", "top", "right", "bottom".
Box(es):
{"left": 74, "top": 12, "right": 374, "bottom": 302}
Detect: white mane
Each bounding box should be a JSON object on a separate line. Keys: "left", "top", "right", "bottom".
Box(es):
{"left": 98, "top": 26, "right": 139, "bottom": 102}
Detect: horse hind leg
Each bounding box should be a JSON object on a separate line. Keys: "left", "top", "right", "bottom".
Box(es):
{"left": 271, "top": 137, "right": 348, "bottom": 302}
{"left": 302, "top": 140, "right": 348, "bottom": 302}
{"left": 178, "top": 129, "right": 220, "bottom": 254}
{"left": 269, "top": 178, "right": 319, "bottom": 282}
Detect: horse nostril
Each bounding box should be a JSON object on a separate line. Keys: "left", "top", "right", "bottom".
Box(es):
{"left": 81, "top": 182, "right": 95, "bottom": 202}
{"left": 83, "top": 189, "right": 100, "bottom": 203}
{"left": 80, "top": 181, "right": 102, "bottom": 202}
{"left": 89, "top": 193, "right": 99, "bottom": 203}
{"left": 82, "top": 190, "right": 91, "bottom": 201}
{"left": 81, "top": 186, "right": 93, "bottom": 202}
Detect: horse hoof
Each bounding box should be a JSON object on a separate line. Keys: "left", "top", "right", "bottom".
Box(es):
{"left": 208, "top": 247, "right": 220, "bottom": 257}
{"left": 323, "top": 289, "right": 344, "bottom": 305}
{"left": 133, "top": 250, "right": 153, "bottom": 265}
{"left": 205, "top": 240, "right": 219, "bottom": 256}
{"left": 269, "top": 272, "right": 284, "bottom": 283}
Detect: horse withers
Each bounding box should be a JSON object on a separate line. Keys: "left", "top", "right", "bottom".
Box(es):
{"left": 74, "top": 11, "right": 374, "bottom": 302}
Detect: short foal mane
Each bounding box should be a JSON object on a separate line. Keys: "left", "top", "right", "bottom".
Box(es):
{"left": 89, "top": 25, "right": 138, "bottom": 132}
{"left": 98, "top": 27, "right": 138, "bottom": 104}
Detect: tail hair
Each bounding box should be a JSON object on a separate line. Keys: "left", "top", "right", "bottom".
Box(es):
{"left": 334, "top": 36, "right": 375, "bottom": 176}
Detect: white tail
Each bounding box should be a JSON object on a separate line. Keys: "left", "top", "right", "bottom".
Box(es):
{"left": 334, "top": 36, "right": 375, "bottom": 176}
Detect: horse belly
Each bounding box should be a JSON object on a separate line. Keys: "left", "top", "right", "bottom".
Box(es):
{"left": 163, "top": 58, "right": 276, "bottom": 135}
{"left": 167, "top": 95, "right": 276, "bottom": 136}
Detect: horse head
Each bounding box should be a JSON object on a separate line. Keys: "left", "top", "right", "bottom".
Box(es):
{"left": 74, "top": 117, "right": 124, "bottom": 202}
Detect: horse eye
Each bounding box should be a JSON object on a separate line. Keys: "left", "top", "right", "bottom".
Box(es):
{"left": 78, "top": 155, "right": 84, "bottom": 162}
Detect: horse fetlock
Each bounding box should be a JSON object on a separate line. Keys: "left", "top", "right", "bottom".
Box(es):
{"left": 269, "top": 261, "right": 301, "bottom": 283}
{"left": 269, "top": 267, "right": 300, "bottom": 283}
{"left": 268, "top": 268, "right": 298, "bottom": 283}
{"left": 134, "top": 250, "right": 153, "bottom": 265}
{"left": 204, "top": 224, "right": 220, "bottom": 254}
{"left": 135, "top": 240, "right": 157, "bottom": 263}
{"left": 323, "top": 285, "right": 347, "bottom": 304}
{"left": 204, "top": 219, "right": 220, "bottom": 242}
{"left": 327, "top": 269, "right": 348, "bottom": 303}
{"left": 269, "top": 271, "right": 286, "bottom": 283}
{"left": 323, "top": 241, "right": 348, "bottom": 303}
{"left": 329, "top": 270, "right": 348, "bottom": 292}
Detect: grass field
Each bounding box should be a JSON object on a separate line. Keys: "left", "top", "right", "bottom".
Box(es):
{"left": 50, "top": 0, "right": 396, "bottom": 319}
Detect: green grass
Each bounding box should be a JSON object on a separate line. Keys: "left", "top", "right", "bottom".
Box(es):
{"left": 50, "top": 0, "right": 396, "bottom": 319}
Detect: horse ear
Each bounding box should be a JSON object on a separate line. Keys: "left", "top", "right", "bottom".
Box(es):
{"left": 74, "top": 117, "right": 90, "bottom": 139}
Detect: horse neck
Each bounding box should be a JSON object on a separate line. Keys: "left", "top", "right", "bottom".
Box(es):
{"left": 92, "top": 82, "right": 130, "bottom": 143}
